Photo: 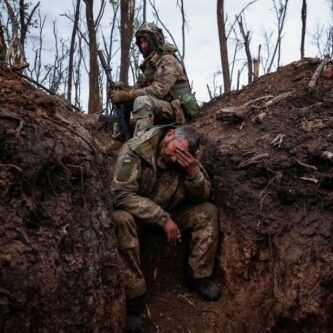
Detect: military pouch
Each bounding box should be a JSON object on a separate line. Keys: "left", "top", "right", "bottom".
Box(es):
{"left": 171, "top": 100, "right": 186, "bottom": 125}
{"left": 179, "top": 92, "right": 199, "bottom": 118}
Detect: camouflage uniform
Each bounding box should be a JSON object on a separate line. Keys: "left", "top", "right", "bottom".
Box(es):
{"left": 130, "top": 24, "right": 191, "bottom": 136}
{"left": 112, "top": 126, "right": 219, "bottom": 299}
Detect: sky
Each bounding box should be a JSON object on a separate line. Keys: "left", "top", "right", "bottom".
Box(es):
{"left": 22, "top": 0, "right": 332, "bottom": 108}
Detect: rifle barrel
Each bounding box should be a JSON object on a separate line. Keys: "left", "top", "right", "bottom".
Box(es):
{"left": 98, "top": 49, "right": 114, "bottom": 89}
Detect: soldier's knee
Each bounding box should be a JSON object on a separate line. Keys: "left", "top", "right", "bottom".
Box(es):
{"left": 112, "top": 210, "right": 138, "bottom": 249}
{"left": 196, "top": 202, "right": 219, "bottom": 233}
{"left": 201, "top": 202, "right": 218, "bottom": 220}
{"left": 133, "top": 95, "right": 154, "bottom": 117}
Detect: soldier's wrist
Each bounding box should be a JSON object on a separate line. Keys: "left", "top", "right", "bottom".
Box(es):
{"left": 185, "top": 167, "right": 201, "bottom": 180}
{"left": 158, "top": 214, "right": 170, "bottom": 228}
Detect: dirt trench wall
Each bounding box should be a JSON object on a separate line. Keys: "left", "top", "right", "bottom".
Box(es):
{"left": 0, "top": 65, "right": 125, "bottom": 332}
{"left": 199, "top": 63, "right": 333, "bottom": 333}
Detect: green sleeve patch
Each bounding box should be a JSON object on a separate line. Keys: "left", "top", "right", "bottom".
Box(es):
{"left": 117, "top": 154, "right": 136, "bottom": 182}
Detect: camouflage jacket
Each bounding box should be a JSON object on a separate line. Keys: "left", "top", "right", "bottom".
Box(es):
{"left": 131, "top": 44, "right": 189, "bottom": 101}
{"left": 112, "top": 127, "right": 212, "bottom": 227}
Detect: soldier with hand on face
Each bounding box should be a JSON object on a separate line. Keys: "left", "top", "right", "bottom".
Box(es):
{"left": 109, "top": 23, "right": 198, "bottom": 139}
{"left": 112, "top": 125, "right": 221, "bottom": 332}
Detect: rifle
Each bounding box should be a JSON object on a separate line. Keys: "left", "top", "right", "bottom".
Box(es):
{"left": 97, "top": 49, "right": 131, "bottom": 140}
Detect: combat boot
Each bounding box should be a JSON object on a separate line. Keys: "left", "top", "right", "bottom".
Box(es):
{"left": 126, "top": 294, "right": 145, "bottom": 333}
{"left": 184, "top": 265, "right": 221, "bottom": 302}
{"left": 103, "top": 137, "right": 124, "bottom": 156}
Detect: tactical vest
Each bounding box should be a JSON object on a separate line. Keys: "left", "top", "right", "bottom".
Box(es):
{"left": 140, "top": 45, "right": 199, "bottom": 118}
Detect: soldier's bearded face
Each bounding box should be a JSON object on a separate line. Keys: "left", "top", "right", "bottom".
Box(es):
{"left": 138, "top": 36, "right": 150, "bottom": 57}
{"left": 159, "top": 136, "right": 190, "bottom": 168}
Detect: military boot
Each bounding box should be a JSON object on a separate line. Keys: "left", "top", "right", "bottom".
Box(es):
{"left": 133, "top": 114, "right": 154, "bottom": 137}
{"left": 171, "top": 99, "right": 186, "bottom": 125}
{"left": 126, "top": 294, "right": 145, "bottom": 333}
{"left": 103, "top": 137, "right": 124, "bottom": 156}
{"left": 184, "top": 265, "right": 221, "bottom": 302}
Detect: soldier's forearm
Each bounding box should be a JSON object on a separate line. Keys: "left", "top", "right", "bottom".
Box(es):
{"left": 184, "top": 169, "right": 211, "bottom": 202}
{"left": 114, "top": 191, "right": 170, "bottom": 227}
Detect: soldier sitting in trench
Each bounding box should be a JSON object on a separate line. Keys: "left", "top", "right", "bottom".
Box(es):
{"left": 112, "top": 125, "right": 221, "bottom": 332}
{"left": 109, "top": 22, "right": 198, "bottom": 139}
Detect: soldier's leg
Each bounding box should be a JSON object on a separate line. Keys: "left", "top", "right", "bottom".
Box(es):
{"left": 132, "top": 95, "right": 175, "bottom": 136}
{"left": 173, "top": 202, "right": 219, "bottom": 278}
{"left": 112, "top": 210, "right": 146, "bottom": 299}
{"left": 173, "top": 202, "right": 220, "bottom": 301}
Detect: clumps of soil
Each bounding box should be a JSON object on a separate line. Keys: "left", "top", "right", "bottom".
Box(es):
{"left": 0, "top": 63, "right": 125, "bottom": 332}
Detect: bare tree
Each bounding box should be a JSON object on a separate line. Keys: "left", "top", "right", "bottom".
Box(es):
{"left": 261, "top": 29, "right": 273, "bottom": 73}
{"left": 301, "top": 0, "right": 307, "bottom": 58}
{"left": 48, "top": 21, "right": 68, "bottom": 94}
{"left": 177, "top": 0, "right": 186, "bottom": 60}
{"left": 119, "top": 0, "right": 135, "bottom": 83}
{"left": 100, "top": 1, "right": 120, "bottom": 112}
{"left": 67, "top": 0, "right": 81, "bottom": 102}
{"left": 128, "top": 12, "right": 143, "bottom": 84}
{"left": 83, "top": 0, "right": 101, "bottom": 114}
{"left": 217, "top": 0, "right": 231, "bottom": 93}
{"left": 3, "top": 0, "right": 25, "bottom": 66}
{"left": 206, "top": 84, "right": 213, "bottom": 99}
{"left": 19, "top": 0, "right": 40, "bottom": 59}
{"left": 229, "top": 28, "right": 242, "bottom": 86}
{"left": 311, "top": 1, "right": 333, "bottom": 58}
{"left": 148, "top": 0, "right": 181, "bottom": 58}
{"left": 252, "top": 44, "right": 261, "bottom": 80}
{"left": 27, "top": 9, "right": 48, "bottom": 83}
{"left": 325, "top": 0, "right": 333, "bottom": 58}
{"left": 267, "top": 0, "right": 289, "bottom": 72}
{"left": 236, "top": 62, "right": 247, "bottom": 90}
{"left": 74, "top": 31, "right": 85, "bottom": 108}
{"left": 226, "top": 0, "right": 258, "bottom": 39}
{"left": 236, "top": 14, "right": 252, "bottom": 84}
{"left": 0, "top": 18, "right": 7, "bottom": 61}
{"left": 143, "top": 0, "right": 147, "bottom": 23}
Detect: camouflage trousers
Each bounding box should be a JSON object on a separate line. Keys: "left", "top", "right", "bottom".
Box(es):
{"left": 132, "top": 95, "right": 175, "bottom": 137}
{"left": 113, "top": 202, "right": 219, "bottom": 299}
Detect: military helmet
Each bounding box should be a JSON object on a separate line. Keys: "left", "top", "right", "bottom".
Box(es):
{"left": 135, "top": 22, "right": 165, "bottom": 46}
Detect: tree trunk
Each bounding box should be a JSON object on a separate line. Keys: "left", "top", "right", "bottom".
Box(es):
{"left": 19, "top": 0, "right": 25, "bottom": 56}
{"left": 217, "top": 0, "right": 231, "bottom": 93}
{"left": 19, "top": 0, "right": 40, "bottom": 62}
{"left": 267, "top": 0, "right": 289, "bottom": 72}
{"left": 143, "top": 0, "right": 147, "bottom": 23}
{"left": 237, "top": 15, "right": 252, "bottom": 84}
{"left": 84, "top": 0, "right": 102, "bottom": 114}
{"left": 0, "top": 19, "right": 7, "bottom": 61}
{"left": 120, "top": 0, "right": 135, "bottom": 84}
{"left": 301, "top": 0, "right": 307, "bottom": 58}
{"left": 3, "top": 0, "right": 25, "bottom": 66}
{"left": 67, "top": 0, "right": 81, "bottom": 102}
{"left": 178, "top": 0, "right": 186, "bottom": 61}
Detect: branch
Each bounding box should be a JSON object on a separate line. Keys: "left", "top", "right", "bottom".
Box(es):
{"left": 12, "top": 70, "right": 81, "bottom": 112}
{"left": 308, "top": 55, "right": 331, "bottom": 92}
{"left": 216, "top": 92, "right": 295, "bottom": 122}
{"left": 94, "top": 0, "right": 106, "bottom": 30}
{"left": 148, "top": 0, "right": 181, "bottom": 58}
{"left": 176, "top": 0, "right": 186, "bottom": 61}
{"left": 61, "top": 13, "right": 89, "bottom": 45}
{"left": 226, "top": 0, "right": 258, "bottom": 39}
{"left": 236, "top": 14, "right": 252, "bottom": 84}
{"left": 21, "top": 1, "right": 40, "bottom": 46}
{"left": 267, "top": 0, "right": 289, "bottom": 72}
{"left": 206, "top": 84, "right": 213, "bottom": 100}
